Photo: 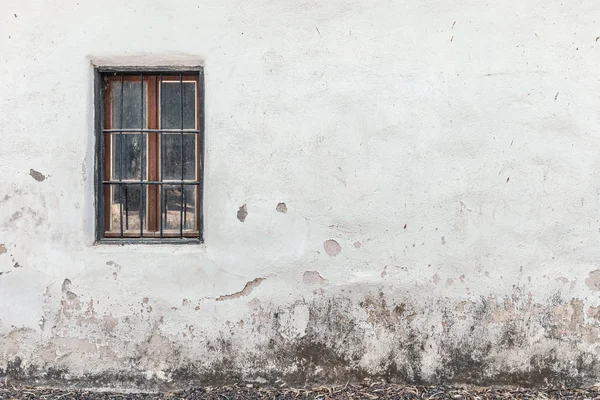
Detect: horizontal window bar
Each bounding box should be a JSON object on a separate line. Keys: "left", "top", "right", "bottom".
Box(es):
{"left": 97, "top": 238, "right": 202, "bottom": 245}
{"left": 97, "top": 67, "right": 202, "bottom": 74}
{"left": 103, "top": 181, "right": 201, "bottom": 185}
{"left": 103, "top": 129, "right": 200, "bottom": 133}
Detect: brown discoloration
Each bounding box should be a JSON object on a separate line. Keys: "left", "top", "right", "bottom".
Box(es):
{"left": 0, "top": 244, "right": 6, "bottom": 255}
{"left": 276, "top": 202, "right": 287, "bottom": 213}
{"left": 433, "top": 273, "right": 440, "bottom": 285}
{"left": 237, "top": 204, "right": 248, "bottom": 222}
{"left": 216, "top": 278, "right": 265, "bottom": 301}
{"left": 585, "top": 270, "right": 600, "bottom": 291}
{"left": 353, "top": 241, "right": 361, "bottom": 248}
{"left": 303, "top": 271, "right": 328, "bottom": 285}
{"left": 29, "top": 169, "right": 46, "bottom": 182}
{"left": 588, "top": 306, "right": 600, "bottom": 320}
{"left": 102, "top": 315, "right": 118, "bottom": 332}
{"left": 323, "top": 239, "right": 341, "bottom": 257}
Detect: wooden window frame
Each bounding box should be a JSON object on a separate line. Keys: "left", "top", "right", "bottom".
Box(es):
{"left": 94, "top": 67, "right": 205, "bottom": 244}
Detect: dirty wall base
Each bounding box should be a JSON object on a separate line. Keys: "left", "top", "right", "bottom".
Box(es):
{"left": 1, "top": 284, "right": 598, "bottom": 390}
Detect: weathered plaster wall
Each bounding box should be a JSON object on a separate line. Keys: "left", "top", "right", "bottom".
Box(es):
{"left": 1, "top": 0, "right": 600, "bottom": 389}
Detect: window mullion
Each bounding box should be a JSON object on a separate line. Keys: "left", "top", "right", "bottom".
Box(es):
{"left": 179, "top": 73, "right": 184, "bottom": 239}
{"left": 159, "top": 73, "right": 164, "bottom": 239}
{"left": 147, "top": 76, "right": 159, "bottom": 234}
{"left": 118, "top": 73, "right": 125, "bottom": 238}
{"left": 139, "top": 73, "right": 145, "bottom": 238}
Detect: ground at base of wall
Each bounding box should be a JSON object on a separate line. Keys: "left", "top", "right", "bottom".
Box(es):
{"left": 2, "top": 382, "right": 600, "bottom": 400}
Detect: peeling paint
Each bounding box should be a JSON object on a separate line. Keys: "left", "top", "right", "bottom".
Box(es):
{"left": 216, "top": 278, "right": 265, "bottom": 301}
{"left": 1, "top": 286, "right": 600, "bottom": 388}
{"left": 303, "top": 271, "right": 328, "bottom": 285}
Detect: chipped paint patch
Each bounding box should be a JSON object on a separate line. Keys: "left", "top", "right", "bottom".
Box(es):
{"left": 323, "top": 240, "right": 341, "bottom": 257}
{"left": 303, "top": 271, "right": 328, "bottom": 285}
{"left": 29, "top": 169, "right": 46, "bottom": 182}
{"left": 0, "top": 244, "right": 6, "bottom": 255}
{"left": 216, "top": 278, "right": 265, "bottom": 301}
{"left": 585, "top": 270, "right": 600, "bottom": 291}
{"left": 237, "top": 204, "right": 248, "bottom": 222}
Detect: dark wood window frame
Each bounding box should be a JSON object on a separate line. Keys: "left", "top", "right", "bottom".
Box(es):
{"left": 94, "top": 67, "right": 205, "bottom": 244}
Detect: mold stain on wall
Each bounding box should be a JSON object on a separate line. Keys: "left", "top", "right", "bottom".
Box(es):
{"left": 1, "top": 282, "right": 599, "bottom": 389}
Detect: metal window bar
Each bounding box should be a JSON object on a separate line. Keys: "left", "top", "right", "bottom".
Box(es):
{"left": 119, "top": 74, "right": 125, "bottom": 238}
{"left": 103, "top": 181, "right": 201, "bottom": 185}
{"left": 159, "top": 74, "right": 164, "bottom": 239}
{"left": 103, "top": 129, "right": 200, "bottom": 133}
{"left": 125, "top": 186, "right": 129, "bottom": 230}
{"left": 140, "top": 73, "right": 144, "bottom": 238}
{"left": 179, "top": 73, "right": 184, "bottom": 239}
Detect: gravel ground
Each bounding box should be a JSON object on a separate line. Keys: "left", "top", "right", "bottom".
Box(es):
{"left": 1, "top": 381, "right": 600, "bottom": 399}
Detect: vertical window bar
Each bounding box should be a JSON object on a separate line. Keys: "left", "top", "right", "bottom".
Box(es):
{"left": 183, "top": 188, "right": 187, "bottom": 230}
{"left": 119, "top": 73, "right": 125, "bottom": 238}
{"left": 159, "top": 74, "right": 164, "bottom": 239}
{"left": 125, "top": 186, "right": 129, "bottom": 229}
{"left": 179, "top": 73, "right": 184, "bottom": 239}
{"left": 139, "top": 74, "right": 144, "bottom": 238}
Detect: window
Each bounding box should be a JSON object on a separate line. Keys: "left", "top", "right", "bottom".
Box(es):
{"left": 95, "top": 69, "right": 204, "bottom": 243}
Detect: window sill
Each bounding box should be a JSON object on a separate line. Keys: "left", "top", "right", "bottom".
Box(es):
{"left": 97, "top": 238, "right": 202, "bottom": 245}
{"left": 90, "top": 238, "right": 205, "bottom": 255}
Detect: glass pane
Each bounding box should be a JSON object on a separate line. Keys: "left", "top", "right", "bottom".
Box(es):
{"left": 112, "top": 134, "right": 147, "bottom": 180}
{"left": 161, "top": 81, "right": 196, "bottom": 129}
{"left": 162, "top": 185, "right": 196, "bottom": 231}
{"left": 111, "top": 80, "right": 148, "bottom": 129}
{"left": 110, "top": 184, "right": 147, "bottom": 232}
{"left": 161, "top": 134, "right": 196, "bottom": 180}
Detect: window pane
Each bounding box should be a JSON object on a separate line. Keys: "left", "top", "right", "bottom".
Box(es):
{"left": 112, "top": 134, "right": 147, "bottom": 180}
{"left": 109, "top": 184, "right": 147, "bottom": 232}
{"left": 162, "top": 184, "right": 196, "bottom": 231}
{"left": 161, "top": 82, "right": 196, "bottom": 129}
{"left": 111, "top": 80, "right": 148, "bottom": 129}
{"left": 161, "top": 134, "right": 196, "bottom": 180}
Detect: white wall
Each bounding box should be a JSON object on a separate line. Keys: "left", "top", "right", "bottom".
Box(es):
{"left": 1, "top": 0, "right": 600, "bottom": 387}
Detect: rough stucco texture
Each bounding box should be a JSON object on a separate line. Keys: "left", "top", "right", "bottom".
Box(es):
{"left": 1, "top": 0, "right": 600, "bottom": 389}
